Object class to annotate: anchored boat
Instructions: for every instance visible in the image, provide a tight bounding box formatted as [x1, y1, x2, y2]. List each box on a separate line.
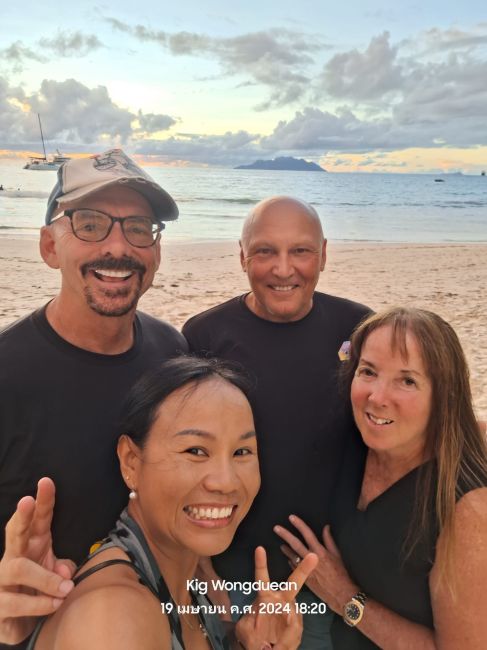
[24, 114, 70, 170]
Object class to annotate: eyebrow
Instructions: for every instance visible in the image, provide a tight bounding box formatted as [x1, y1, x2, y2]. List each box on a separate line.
[359, 358, 423, 376]
[175, 429, 256, 440]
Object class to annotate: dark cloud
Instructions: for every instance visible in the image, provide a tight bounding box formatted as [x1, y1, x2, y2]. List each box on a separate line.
[260, 107, 401, 152]
[132, 131, 263, 166]
[136, 110, 178, 134]
[106, 18, 324, 108]
[38, 31, 103, 57]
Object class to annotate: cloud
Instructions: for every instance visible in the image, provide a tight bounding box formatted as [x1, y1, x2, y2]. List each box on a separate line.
[132, 131, 263, 166]
[38, 31, 103, 57]
[0, 32, 102, 72]
[420, 25, 487, 52]
[319, 32, 405, 101]
[106, 18, 324, 108]
[261, 107, 399, 152]
[0, 41, 46, 72]
[0, 76, 177, 146]
[136, 110, 178, 134]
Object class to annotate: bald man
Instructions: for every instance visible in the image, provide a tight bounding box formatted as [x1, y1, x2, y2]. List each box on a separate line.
[183, 196, 370, 649]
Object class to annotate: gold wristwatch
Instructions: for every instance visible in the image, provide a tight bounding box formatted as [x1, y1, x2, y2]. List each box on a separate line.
[343, 591, 367, 627]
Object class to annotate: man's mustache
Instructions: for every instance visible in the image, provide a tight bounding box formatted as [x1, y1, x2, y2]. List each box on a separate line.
[81, 256, 146, 276]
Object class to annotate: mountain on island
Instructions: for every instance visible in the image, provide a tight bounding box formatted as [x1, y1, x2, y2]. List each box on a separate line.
[235, 156, 326, 172]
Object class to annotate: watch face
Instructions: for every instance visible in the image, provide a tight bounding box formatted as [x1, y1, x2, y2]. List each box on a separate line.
[345, 602, 361, 621]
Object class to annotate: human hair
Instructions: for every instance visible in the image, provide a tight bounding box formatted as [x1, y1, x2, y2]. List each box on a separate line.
[240, 196, 324, 251]
[120, 356, 253, 448]
[343, 307, 487, 591]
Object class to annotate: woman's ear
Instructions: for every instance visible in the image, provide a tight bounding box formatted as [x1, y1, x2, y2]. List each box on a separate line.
[118, 434, 142, 489]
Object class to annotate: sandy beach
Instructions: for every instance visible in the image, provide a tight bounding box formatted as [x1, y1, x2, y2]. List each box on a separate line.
[0, 237, 485, 420]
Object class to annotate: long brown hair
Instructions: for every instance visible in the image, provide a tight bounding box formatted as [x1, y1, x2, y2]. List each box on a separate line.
[344, 307, 487, 591]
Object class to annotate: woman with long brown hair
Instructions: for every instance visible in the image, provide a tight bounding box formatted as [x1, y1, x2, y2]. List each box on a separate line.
[276, 307, 487, 649]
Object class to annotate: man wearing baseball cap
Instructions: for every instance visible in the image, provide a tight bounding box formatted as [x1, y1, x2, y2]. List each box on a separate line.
[0, 150, 186, 647]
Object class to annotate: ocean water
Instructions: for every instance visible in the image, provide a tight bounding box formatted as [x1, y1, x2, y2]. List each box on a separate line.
[0, 161, 486, 243]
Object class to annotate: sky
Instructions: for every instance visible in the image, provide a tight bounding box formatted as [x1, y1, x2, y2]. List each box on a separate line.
[1, 1, 487, 173]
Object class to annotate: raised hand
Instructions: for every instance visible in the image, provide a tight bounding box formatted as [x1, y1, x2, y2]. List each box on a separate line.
[274, 515, 357, 614]
[0, 478, 75, 644]
[235, 545, 318, 650]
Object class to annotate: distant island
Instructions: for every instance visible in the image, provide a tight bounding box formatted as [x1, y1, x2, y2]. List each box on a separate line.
[235, 156, 326, 172]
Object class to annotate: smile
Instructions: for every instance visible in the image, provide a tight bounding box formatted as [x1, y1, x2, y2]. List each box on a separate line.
[270, 285, 298, 292]
[183, 505, 236, 521]
[92, 269, 134, 281]
[367, 412, 394, 425]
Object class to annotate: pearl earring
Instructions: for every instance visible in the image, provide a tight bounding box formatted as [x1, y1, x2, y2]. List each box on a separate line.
[126, 476, 137, 500]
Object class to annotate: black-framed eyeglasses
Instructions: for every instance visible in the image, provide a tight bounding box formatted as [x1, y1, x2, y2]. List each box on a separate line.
[52, 209, 164, 248]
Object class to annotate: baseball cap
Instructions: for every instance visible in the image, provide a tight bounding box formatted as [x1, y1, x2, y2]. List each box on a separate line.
[45, 149, 178, 224]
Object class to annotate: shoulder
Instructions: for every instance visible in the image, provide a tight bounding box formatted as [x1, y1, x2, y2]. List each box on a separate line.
[136, 310, 187, 352]
[430, 488, 487, 645]
[312, 292, 371, 331]
[0, 309, 38, 341]
[454, 486, 487, 533]
[313, 292, 371, 317]
[183, 295, 244, 334]
[53, 583, 170, 650]
[39, 554, 170, 650]
[432, 487, 487, 585]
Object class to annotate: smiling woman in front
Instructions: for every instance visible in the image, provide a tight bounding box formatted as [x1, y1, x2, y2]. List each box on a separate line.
[30, 357, 316, 650]
[276, 307, 487, 649]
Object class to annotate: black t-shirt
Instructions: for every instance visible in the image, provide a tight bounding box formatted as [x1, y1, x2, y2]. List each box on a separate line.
[183, 292, 370, 581]
[0, 306, 187, 562]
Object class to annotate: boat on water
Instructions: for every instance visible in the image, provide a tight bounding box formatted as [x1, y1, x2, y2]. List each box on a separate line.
[23, 115, 70, 170]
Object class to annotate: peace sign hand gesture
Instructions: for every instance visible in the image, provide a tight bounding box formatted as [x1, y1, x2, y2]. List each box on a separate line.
[0, 478, 75, 644]
[235, 545, 318, 650]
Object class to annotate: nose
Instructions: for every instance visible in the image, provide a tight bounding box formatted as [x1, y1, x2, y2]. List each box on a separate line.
[99, 220, 133, 257]
[202, 459, 240, 494]
[367, 379, 390, 408]
[272, 251, 293, 278]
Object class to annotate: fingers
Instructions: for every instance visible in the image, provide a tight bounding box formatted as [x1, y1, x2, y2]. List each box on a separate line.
[0, 590, 65, 618]
[54, 558, 76, 580]
[285, 553, 318, 597]
[273, 525, 310, 560]
[4, 497, 36, 558]
[0, 557, 74, 598]
[254, 546, 270, 585]
[322, 525, 341, 558]
[29, 477, 56, 538]
[273, 611, 303, 650]
[4, 477, 55, 558]
[287, 515, 321, 550]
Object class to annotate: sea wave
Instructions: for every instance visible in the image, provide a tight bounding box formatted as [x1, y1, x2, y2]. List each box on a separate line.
[0, 190, 50, 198]
[177, 197, 256, 204]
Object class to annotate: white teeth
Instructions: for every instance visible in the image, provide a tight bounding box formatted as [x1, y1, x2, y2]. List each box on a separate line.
[368, 413, 393, 425]
[185, 506, 233, 520]
[95, 269, 133, 279]
[272, 285, 295, 292]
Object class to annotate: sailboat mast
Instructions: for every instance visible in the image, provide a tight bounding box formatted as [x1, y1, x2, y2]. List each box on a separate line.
[37, 113, 47, 160]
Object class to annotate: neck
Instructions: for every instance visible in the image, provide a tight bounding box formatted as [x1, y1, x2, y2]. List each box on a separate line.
[367, 445, 428, 483]
[46, 294, 136, 354]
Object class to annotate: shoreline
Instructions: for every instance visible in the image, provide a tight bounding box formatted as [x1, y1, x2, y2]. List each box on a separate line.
[0, 237, 485, 419]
